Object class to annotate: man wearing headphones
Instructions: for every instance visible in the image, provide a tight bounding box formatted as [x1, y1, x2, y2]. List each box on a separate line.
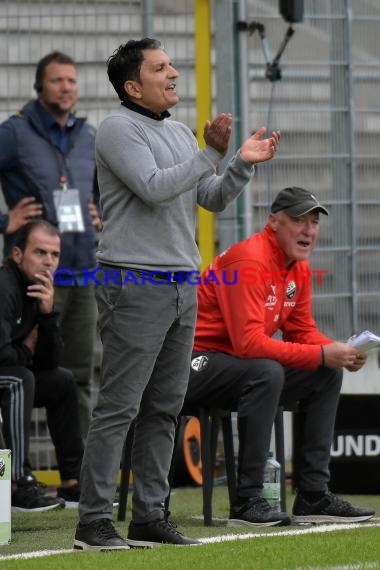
[0, 52, 99, 445]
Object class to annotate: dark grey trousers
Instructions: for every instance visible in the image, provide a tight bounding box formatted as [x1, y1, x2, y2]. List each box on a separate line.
[79, 269, 197, 524]
[54, 285, 97, 440]
[185, 352, 343, 497]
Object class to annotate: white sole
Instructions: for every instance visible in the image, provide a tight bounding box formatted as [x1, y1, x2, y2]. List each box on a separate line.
[11, 503, 64, 513]
[292, 514, 375, 524]
[125, 539, 159, 548]
[126, 538, 198, 548]
[227, 518, 289, 528]
[73, 540, 130, 551]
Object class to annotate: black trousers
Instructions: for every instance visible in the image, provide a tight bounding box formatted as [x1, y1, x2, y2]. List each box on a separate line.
[185, 352, 343, 497]
[0, 365, 84, 482]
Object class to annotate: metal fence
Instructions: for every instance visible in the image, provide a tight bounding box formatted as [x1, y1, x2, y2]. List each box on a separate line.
[240, 0, 380, 340]
[1, 0, 379, 468]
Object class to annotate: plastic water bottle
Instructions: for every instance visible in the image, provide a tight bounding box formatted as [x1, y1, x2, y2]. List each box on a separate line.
[262, 451, 281, 511]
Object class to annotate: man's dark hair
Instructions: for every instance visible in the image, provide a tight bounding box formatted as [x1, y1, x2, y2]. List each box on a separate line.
[13, 220, 60, 252]
[34, 51, 76, 93]
[107, 38, 162, 102]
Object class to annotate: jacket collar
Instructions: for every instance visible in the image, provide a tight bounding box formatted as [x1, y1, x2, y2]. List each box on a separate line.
[263, 224, 297, 271]
[34, 100, 76, 131]
[17, 99, 85, 139]
[4, 258, 32, 289]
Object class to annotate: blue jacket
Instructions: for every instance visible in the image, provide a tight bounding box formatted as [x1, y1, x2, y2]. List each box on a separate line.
[0, 100, 97, 271]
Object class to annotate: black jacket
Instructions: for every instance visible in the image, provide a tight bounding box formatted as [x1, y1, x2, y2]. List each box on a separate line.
[0, 260, 63, 370]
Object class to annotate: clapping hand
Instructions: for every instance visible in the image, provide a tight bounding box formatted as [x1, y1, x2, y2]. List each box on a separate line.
[240, 127, 281, 164]
[203, 113, 233, 156]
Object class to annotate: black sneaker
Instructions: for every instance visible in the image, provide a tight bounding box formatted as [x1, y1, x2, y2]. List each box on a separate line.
[12, 481, 65, 513]
[74, 519, 130, 551]
[18, 474, 62, 501]
[292, 491, 375, 523]
[228, 496, 291, 527]
[127, 518, 200, 548]
[16, 474, 47, 495]
[57, 484, 80, 508]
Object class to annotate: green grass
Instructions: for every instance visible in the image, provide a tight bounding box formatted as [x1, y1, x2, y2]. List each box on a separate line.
[1, 485, 380, 569]
[3, 530, 380, 570]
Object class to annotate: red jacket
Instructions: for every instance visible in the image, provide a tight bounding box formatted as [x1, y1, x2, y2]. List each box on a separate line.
[194, 224, 332, 370]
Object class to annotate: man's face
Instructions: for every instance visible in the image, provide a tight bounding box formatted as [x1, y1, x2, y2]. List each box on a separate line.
[38, 61, 78, 117]
[125, 48, 179, 114]
[269, 210, 320, 266]
[12, 228, 61, 283]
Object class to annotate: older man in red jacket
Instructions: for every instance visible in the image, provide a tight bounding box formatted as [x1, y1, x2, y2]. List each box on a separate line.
[185, 186, 375, 526]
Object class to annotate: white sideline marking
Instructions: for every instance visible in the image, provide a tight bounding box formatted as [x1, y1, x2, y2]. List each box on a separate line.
[294, 564, 379, 570]
[192, 515, 380, 523]
[198, 521, 380, 543]
[0, 549, 74, 561]
[1, 522, 380, 561]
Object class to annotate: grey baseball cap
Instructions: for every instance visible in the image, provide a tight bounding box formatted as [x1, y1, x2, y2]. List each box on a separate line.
[271, 186, 329, 216]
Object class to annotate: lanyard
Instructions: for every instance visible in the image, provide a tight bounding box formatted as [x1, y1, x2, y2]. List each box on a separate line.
[60, 175, 69, 192]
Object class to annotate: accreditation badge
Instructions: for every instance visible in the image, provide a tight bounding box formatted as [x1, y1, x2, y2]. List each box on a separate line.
[53, 188, 85, 233]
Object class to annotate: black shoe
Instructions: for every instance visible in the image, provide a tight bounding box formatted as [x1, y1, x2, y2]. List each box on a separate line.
[17, 473, 38, 485]
[16, 474, 47, 494]
[18, 474, 63, 501]
[127, 518, 200, 548]
[12, 481, 65, 513]
[57, 484, 80, 508]
[228, 496, 291, 527]
[74, 519, 130, 551]
[292, 491, 375, 523]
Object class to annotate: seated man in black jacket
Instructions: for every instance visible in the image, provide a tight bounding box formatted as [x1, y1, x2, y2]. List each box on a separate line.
[0, 220, 84, 511]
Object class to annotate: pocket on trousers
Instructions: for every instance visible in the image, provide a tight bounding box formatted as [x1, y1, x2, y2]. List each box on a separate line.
[95, 269, 123, 312]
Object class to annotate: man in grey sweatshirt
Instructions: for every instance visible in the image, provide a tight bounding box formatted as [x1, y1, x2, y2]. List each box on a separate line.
[74, 37, 280, 550]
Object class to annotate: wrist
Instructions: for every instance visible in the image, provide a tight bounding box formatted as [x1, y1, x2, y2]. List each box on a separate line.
[38, 306, 54, 316]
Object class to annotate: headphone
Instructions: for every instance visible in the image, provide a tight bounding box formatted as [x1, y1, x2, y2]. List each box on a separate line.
[34, 58, 45, 93]
[33, 79, 42, 93]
